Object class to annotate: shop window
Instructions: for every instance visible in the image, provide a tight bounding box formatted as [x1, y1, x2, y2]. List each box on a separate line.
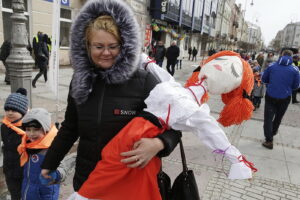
[60, 8, 72, 47]
[2, 0, 29, 41]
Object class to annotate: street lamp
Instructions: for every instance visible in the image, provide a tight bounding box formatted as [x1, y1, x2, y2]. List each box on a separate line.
[6, 0, 34, 107]
[250, 0, 254, 6]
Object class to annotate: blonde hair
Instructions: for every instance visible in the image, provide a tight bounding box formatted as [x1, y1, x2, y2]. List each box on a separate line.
[85, 15, 121, 45]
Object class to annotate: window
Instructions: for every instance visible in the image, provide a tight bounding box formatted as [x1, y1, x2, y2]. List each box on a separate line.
[60, 8, 72, 47]
[2, 0, 29, 41]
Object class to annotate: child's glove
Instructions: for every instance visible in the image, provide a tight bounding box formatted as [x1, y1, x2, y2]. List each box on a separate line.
[39, 170, 61, 185]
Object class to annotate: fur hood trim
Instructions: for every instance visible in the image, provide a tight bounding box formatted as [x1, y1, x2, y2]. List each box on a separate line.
[70, 0, 141, 104]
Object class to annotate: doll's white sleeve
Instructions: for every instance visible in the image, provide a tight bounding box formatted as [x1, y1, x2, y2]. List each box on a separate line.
[145, 83, 253, 179]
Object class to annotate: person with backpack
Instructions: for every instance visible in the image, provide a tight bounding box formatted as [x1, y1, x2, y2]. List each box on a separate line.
[0, 39, 12, 85]
[32, 34, 49, 88]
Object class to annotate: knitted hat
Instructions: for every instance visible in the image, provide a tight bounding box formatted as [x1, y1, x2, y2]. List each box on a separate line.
[22, 108, 51, 133]
[185, 51, 254, 127]
[4, 88, 29, 116]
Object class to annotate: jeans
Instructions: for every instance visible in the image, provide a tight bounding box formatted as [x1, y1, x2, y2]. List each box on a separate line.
[176, 60, 182, 69]
[263, 94, 291, 142]
[156, 60, 163, 67]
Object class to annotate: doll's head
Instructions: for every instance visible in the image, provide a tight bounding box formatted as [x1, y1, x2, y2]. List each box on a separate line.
[186, 51, 254, 127]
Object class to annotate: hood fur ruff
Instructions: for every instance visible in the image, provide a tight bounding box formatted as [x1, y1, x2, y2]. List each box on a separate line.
[70, 0, 141, 104]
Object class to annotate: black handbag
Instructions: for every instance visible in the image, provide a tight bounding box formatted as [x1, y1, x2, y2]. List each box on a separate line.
[171, 139, 200, 200]
[157, 169, 172, 200]
[157, 139, 200, 200]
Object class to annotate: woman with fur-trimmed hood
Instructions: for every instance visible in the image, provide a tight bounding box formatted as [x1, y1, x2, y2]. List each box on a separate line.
[40, 0, 181, 197]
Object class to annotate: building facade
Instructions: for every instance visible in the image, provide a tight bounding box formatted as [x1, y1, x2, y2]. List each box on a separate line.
[0, 0, 263, 67]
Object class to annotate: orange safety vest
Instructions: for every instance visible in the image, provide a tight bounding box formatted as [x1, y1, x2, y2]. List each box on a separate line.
[78, 116, 165, 200]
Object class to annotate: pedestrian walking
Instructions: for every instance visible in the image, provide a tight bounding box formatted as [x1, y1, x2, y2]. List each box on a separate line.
[1, 88, 28, 200]
[32, 34, 49, 88]
[188, 46, 192, 60]
[40, 1, 180, 199]
[0, 39, 12, 85]
[262, 50, 300, 149]
[166, 40, 180, 76]
[153, 40, 166, 67]
[176, 47, 183, 70]
[192, 47, 198, 61]
[32, 31, 43, 68]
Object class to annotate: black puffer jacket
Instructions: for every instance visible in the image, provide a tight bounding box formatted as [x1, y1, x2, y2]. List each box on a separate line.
[1, 123, 23, 178]
[42, 70, 181, 190]
[42, 0, 181, 191]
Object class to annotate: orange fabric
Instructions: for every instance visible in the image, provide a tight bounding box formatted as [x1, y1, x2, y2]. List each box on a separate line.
[78, 117, 165, 200]
[17, 126, 57, 166]
[2, 117, 27, 157]
[184, 51, 254, 127]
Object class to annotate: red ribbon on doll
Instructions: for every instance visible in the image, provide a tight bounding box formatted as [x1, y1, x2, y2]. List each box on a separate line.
[238, 155, 258, 173]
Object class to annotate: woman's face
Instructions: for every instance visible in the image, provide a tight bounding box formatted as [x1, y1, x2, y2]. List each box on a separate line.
[89, 29, 121, 69]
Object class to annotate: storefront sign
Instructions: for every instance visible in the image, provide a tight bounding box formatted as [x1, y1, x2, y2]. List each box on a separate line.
[45, 0, 69, 6]
[161, 0, 168, 14]
[144, 24, 152, 47]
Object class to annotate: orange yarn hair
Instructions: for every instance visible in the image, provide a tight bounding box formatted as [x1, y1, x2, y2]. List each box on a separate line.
[185, 51, 254, 127]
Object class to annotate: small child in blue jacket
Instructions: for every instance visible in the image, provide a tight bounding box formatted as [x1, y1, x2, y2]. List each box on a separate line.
[20, 108, 66, 200]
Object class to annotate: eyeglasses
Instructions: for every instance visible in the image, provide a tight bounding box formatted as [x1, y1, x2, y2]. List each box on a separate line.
[89, 44, 121, 53]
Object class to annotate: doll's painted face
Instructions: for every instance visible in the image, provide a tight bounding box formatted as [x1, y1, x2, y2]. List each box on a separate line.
[199, 56, 243, 94]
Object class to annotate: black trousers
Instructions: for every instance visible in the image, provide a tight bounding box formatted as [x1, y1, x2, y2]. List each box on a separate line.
[263, 94, 291, 142]
[3, 60, 9, 82]
[192, 55, 197, 61]
[166, 60, 176, 76]
[32, 65, 47, 86]
[292, 90, 298, 102]
[4, 175, 22, 200]
[176, 60, 182, 69]
[252, 96, 262, 108]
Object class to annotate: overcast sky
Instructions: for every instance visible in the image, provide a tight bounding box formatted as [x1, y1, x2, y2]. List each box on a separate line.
[235, 0, 300, 46]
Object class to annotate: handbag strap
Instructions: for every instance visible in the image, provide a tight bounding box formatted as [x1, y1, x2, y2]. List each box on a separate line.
[179, 139, 188, 172]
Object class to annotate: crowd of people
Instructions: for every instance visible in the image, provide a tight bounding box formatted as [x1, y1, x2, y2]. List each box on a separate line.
[239, 49, 300, 149]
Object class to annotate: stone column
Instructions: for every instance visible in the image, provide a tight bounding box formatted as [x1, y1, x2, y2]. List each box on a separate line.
[6, 0, 34, 107]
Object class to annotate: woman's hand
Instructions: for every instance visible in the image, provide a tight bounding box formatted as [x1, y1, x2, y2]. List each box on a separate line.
[120, 138, 164, 168]
[41, 169, 52, 179]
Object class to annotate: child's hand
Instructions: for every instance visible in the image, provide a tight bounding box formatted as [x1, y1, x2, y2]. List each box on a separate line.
[39, 170, 60, 185]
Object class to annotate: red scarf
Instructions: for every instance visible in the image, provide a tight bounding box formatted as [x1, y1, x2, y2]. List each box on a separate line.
[17, 126, 57, 166]
[78, 117, 165, 200]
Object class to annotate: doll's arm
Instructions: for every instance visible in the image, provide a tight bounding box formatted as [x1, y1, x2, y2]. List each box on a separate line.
[172, 104, 255, 179]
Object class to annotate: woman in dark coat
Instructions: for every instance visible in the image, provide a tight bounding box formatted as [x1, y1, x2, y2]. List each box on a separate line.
[40, 0, 181, 198]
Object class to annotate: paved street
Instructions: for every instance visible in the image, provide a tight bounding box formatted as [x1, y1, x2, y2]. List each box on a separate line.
[1, 57, 300, 200]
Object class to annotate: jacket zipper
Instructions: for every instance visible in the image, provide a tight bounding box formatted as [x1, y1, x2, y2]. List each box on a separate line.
[23, 155, 31, 200]
[97, 81, 106, 129]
